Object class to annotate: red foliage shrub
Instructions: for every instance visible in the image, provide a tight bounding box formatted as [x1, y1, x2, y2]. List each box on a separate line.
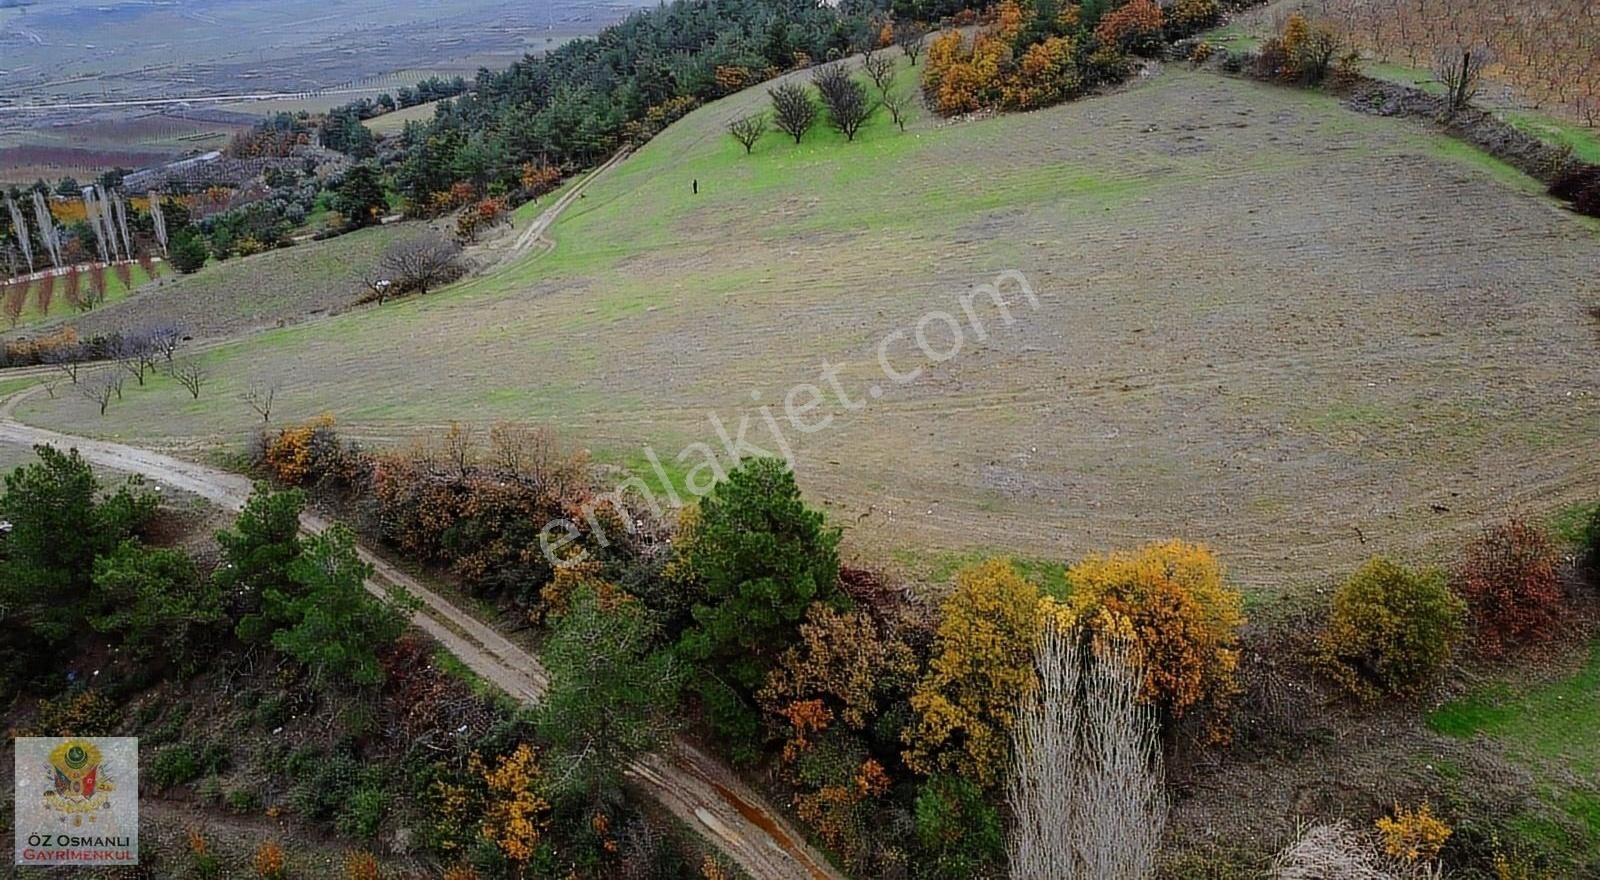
[112, 261, 133, 290]
[1454, 518, 1564, 658]
[35, 273, 54, 316]
[62, 269, 82, 310]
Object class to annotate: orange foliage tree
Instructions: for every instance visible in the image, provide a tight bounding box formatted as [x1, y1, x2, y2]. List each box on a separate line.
[477, 744, 551, 866]
[1055, 540, 1245, 734]
[1454, 518, 1564, 658]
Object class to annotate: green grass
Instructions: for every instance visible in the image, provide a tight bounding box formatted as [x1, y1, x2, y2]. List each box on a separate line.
[1430, 641, 1600, 861]
[1503, 112, 1600, 164]
[1428, 641, 1600, 773]
[1549, 501, 1599, 548]
[892, 547, 1071, 599]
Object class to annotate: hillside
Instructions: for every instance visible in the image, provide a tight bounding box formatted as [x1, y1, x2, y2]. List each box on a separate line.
[14, 61, 1600, 588]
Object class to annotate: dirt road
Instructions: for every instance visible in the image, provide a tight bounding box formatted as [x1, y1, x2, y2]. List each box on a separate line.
[0, 412, 843, 880]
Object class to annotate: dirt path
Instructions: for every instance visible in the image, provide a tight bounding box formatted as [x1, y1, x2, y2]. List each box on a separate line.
[0, 411, 843, 880]
[484, 149, 630, 274]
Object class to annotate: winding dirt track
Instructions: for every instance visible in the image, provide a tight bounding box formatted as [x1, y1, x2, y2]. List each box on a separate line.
[0, 411, 842, 880]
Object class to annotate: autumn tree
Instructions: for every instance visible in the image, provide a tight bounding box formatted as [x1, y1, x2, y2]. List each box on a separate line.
[2, 280, 25, 328]
[769, 82, 819, 144]
[727, 112, 769, 154]
[1094, 0, 1164, 56]
[1454, 518, 1563, 658]
[1320, 557, 1466, 698]
[904, 559, 1042, 788]
[1055, 541, 1245, 735]
[675, 457, 844, 751]
[538, 585, 683, 804]
[814, 64, 877, 142]
[478, 744, 550, 867]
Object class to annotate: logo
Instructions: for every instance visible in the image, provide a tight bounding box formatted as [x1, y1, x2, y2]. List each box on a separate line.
[14, 737, 139, 866]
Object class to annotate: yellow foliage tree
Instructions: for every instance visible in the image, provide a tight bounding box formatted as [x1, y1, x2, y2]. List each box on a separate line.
[903, 559, 1042, 788]
[477, 744, 550, 865]
[1058, 541, 1244, 729]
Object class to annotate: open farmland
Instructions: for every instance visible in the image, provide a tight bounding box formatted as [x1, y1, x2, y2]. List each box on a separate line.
[20, 223, 423, 342]
[16, 66, 1600, 588]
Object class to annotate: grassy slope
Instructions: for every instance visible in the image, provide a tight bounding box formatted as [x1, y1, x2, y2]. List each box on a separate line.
[13, 62, 1600, 584]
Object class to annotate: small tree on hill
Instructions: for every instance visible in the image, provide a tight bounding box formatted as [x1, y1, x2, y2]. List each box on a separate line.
[268, 523, 414, 688]
[895, 21, 929, 65]
[221, 485, 306, 642]
[863, 52, 897, 91]
[168, 229, 209, 274]
[335, 161, 388, 229]
[1433, 46, 1493, 113]
[91, 541, 224, 670]
[769, 82, 819, 144]
[675, 457, 844, 751]
[727, 112, 769, 154]
[370, 232, 464, 299]
[883, 87, 914, 131]
[814, 64, 876, 142]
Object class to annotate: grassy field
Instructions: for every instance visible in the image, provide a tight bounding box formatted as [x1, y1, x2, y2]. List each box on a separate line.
[13, 62, 1600, 587]
[365, 99, 447, 135]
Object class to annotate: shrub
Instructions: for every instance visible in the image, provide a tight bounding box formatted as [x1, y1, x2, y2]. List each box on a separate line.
[252, 840, 285, 879]
[913, 774, 1004, 880]
[1454, 518, 1563, 657]
[478, 744, 550, 866]
[1057, 541, 1245, 734]
[226, 786, 261, 814]
[343, 851, 381, 880]
[904, 559, 1041, 788]
[1320, 558, 1467, 697]
[1375, 801, 1451, 864]
[259, 414, 352, 486]
[150, 744, 202, 790]
[1095, 0, 1164, 55]
[1167, 0, 1220, 38]
[337, 779, 387, 838]
[32, 689, 120, 736]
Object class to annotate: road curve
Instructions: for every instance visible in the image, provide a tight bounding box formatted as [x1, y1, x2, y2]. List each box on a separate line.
[0, 413, 844, 880]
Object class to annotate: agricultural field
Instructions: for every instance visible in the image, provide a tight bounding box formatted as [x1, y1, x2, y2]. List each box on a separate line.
[17, 63, 1599, 590]
[1, 262, 163, 331]
[0, 0, 643, 180]
[23, 223, 424, 342]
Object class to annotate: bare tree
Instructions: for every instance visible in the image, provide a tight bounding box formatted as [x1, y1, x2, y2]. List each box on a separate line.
[371, 232, 465, 300]
[727, 112, 769, 154]
[1007, 627, 1165, 880]
[883, 87, 914, 132]
[769, 82, 819, 144]
[81, 374, 120, 415]
[863, 52, 897, 92]
[114, 333, 159, 387]
[147, 323, 186, 364]
[244, 383, 277, 423]
[47, 350, 82, 385]
[172, 359, 208, 399]
[895, 21, 929, 65]
[2, 281, 25, 329]
[1433, 46, 1492, 112]
[814, 64, 877, 142]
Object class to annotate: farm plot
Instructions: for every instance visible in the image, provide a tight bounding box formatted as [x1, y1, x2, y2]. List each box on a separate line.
[35, 223, 422, 342]
[17, 68, 1600, 588]
[1, 263, 162, 332]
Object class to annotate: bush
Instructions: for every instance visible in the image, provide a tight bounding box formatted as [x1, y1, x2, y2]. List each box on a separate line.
[337, 779, 387, 838]
[1375, 801, 1452, 864]
[1094, 0, 1164, 56]
[1320, 558, 1467, 697]
[150, 744, 202, 790]
[1454, 518, 1563, 658]
[1058, 540, 1245, 734]
[913, 775, 1004, 880]
[1549, 164, 1600, 218]
[258, 414, 364, 488]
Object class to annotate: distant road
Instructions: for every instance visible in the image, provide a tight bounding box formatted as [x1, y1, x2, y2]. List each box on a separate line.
[0, 87, 393, 114]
